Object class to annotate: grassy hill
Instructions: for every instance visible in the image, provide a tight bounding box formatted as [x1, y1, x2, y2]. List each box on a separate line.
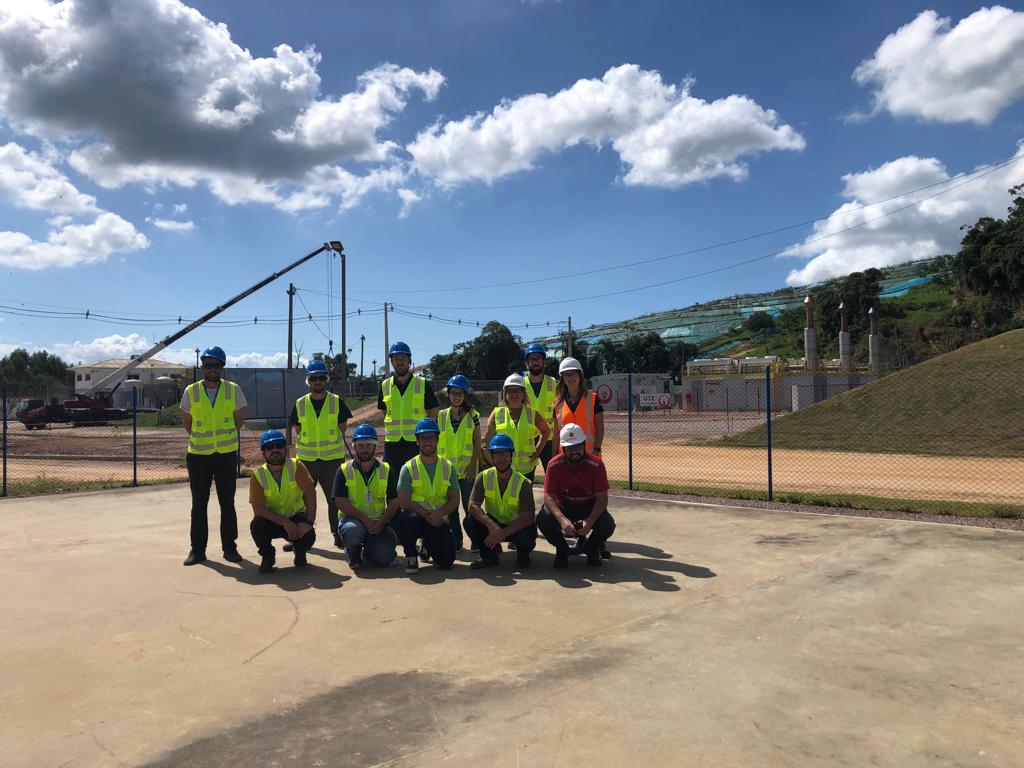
[725, 329, 1024, 458]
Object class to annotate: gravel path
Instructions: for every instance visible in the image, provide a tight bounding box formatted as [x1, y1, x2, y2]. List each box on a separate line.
[609, 488, 1024, 531]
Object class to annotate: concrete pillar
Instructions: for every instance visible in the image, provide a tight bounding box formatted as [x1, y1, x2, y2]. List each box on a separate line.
[838, 301, 851, 372]
[868, 306, 881, 374]
[803, 296, 818, 371]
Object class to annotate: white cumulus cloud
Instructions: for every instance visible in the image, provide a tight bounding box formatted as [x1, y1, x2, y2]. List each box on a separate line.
[408, 64, 804, 188]
[854, 6, 1024, 125]
[147, 218, 195, 232]
[785, 143, 1024, 286]
[50, 333, 288, 368]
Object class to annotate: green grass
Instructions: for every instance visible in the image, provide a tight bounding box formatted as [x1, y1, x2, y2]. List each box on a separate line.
[2, 476, 186, 498]
[723, 329, 1024, 457]
[609, 480, 1024, 518]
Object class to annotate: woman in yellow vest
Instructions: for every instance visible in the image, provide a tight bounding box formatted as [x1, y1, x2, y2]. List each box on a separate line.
[436, 374, 480, 550]
[482, 374, 550, 483]
[248, 430, 317, 574]
[554, 357, 604, 460]
[465, 435, 536, 569]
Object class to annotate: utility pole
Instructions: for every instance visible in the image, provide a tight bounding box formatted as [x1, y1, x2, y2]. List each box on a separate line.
[372, 359, 378, 378]
[384, 301, 391, 377]
[567, 315, 573, 358]
[340, 248, 347, 387]
[360, 334, 365, 379]
[286, 283, 295, 369]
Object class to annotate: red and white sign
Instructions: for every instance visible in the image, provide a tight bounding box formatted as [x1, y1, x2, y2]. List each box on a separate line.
[657, 394, 672, 409]
[596, 384, 613, 404]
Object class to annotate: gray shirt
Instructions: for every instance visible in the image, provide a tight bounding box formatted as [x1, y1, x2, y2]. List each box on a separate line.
[180, 380, 248, 413]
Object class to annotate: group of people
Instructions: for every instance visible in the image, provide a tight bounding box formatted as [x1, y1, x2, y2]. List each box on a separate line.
[181, 341, 616, 576]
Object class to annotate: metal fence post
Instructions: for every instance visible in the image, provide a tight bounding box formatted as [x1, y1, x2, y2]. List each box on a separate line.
[2, 387, 7, 497]
[132, 385, 138, 487]
[627, 373, 634, 491]
[765, 366, 773, 501]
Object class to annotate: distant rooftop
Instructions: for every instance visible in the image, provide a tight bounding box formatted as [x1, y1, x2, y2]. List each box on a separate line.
[72, 358, 188, 370]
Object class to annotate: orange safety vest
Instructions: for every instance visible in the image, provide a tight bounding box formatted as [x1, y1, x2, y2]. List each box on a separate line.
[557, 391, 599, 456]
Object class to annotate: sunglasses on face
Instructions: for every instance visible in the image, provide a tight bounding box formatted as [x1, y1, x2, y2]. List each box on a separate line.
[202, 363, 224, 370]
[308, 376, 328, 383]
[264, 442, 286, 451]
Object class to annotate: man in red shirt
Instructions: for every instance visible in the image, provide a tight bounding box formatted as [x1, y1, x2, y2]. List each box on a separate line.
[538, 424, 616, 568]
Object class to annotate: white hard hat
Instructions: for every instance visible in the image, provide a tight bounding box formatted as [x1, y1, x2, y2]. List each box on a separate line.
[559, 424, 587, 447]
[503, 373, 526, 391]
[558, 357, 583, 375]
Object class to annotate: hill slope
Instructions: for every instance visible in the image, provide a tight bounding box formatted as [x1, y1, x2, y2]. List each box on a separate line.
[725, 329, 1024, 457]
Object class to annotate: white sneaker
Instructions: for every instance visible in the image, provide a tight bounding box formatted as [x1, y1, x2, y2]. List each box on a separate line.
[404, 555, 419, 575]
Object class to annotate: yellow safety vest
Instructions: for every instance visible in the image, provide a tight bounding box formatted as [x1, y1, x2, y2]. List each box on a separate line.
[481, 466, 529, 525]
[525, 374, 556, 439]
[186, 380, 239, 455]
[254, 459, 305, 517]
[494, 405, 538, 474]
[342, 460, 391, 521]
[437, 407, 478, 479]
[381, 376, 426, 442]
[295, 393, 346, 461]
[408, 455, 453, 509]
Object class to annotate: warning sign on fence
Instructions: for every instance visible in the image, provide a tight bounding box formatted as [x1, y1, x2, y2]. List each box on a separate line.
[596, 384, 613, 404]
[658, 394, 672, 409]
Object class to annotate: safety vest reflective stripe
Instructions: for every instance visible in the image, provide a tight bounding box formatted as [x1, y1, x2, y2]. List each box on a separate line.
[481, 467, 528, 524]
[382, 377, 426, 442]
[342, 460, 390, 520]
[295, 393, 345, 460]
[255, 459, 305, 517]
[494, 406, 537, 474]
[187, 380, 239, 455]
[558, 392, 597, 453]
[409, 456, 452, 508]
[437, 407, 477, 478]
[525, 374, 556, 436]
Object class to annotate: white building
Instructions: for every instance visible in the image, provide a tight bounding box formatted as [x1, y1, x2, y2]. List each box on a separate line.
[72, 358, 190, 394]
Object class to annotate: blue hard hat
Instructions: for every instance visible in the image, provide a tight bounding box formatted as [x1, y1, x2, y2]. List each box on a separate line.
[446, 374, 470, 392]
[488, 434, 515, 453]
[524, 343, 546, 358]
[260, 429, 287, 449]
[414, 417, 440, 435]
[352, 423, 378, 442]
[305, 359, 328, 377]
[389, 341, 412, 357]
[200, 346, 227, 364]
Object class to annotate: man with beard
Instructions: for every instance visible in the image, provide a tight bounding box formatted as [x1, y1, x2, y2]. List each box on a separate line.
[465, 435, 536, 569]
[537, 425, 615, 568]
[395, 418, 460, 575]
[180, 345, 247, 566]
[377, 341, 438, 473]
[523, 343, 557, 471]
[249, 430, 317, 574]
[291, 359, 352, 549]
[333, 424, 399, 570]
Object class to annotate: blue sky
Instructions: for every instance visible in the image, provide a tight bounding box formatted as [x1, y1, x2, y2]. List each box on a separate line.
[1, 0, 1023, 370]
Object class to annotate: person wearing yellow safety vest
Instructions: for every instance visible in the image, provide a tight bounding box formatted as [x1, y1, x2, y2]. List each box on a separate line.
[180, 346, 247, 567]
[290, 359, 353, 550]
[395, 418, 460, 575]
[523, 342, 557, 471]
[554, 357, 604, 459]
[482, 374, 550, 484]
[377, 341, 439, 473]
[465, 434, 536, 570]
[333, 424, 399, 570]
[249, 430, 317, 574]
[436, 374, 480, 551]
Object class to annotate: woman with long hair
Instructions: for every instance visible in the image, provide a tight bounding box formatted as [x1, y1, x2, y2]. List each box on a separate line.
[554, 357, 604, 459]
[482, 373, 550, 484]
[437, 374, 480, 550]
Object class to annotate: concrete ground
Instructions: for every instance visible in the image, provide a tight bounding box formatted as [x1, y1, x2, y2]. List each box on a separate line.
[1, 484, 1022, 767]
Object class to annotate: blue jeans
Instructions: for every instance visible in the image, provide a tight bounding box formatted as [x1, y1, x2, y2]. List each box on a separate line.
[339, 516, 397, 567]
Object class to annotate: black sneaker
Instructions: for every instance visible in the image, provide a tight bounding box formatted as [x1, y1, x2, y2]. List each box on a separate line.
[223, 548, 242, 563]
[293, 549, 307, 568]
[418, 546, 432, 563]
[283, 543, 294, 552]
[471, 556, 499, 570]
[259, 554, 276, 574]
[404, 555, 419, 575]
[183, 549, 206, 566]
[333, 532, 344, 550]
[349, 551, 364, 571]
[553, 550, 569, 569]
[601, 547, 612, 560]
[516, 553, 531, 568]
[585, 538, 602, 567]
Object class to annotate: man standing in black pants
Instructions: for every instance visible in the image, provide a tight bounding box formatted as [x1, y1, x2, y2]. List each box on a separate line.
[537, 424, 615, 568]
[377, 341, 438, 473]
[180, 346, 246, 566]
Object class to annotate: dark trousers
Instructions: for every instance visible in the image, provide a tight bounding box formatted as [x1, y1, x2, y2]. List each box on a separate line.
[448, 477, 473, 550]
[187, 451, 238, 553]
[250, 512, 316, 557]
[537, 503, 615, 555]
[463, 515, 537, 560]
[299, 458, 343, 534]
[539, 440, 553, 470]
[395, 509, 456, 569]
[383, 440, 419, 473]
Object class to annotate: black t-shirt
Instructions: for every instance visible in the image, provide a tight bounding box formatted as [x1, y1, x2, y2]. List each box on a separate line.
[290, 394, 354, 427]
[530, 379, 544, 397]
[376, 376, 439, 412]
[331, 458, 399, 500]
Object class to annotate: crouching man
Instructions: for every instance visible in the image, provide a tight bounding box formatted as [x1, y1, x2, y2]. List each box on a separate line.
[395, 418, 460, 575]
[250, 429, 317, 574]
[465, 435, 536, 569]
[333, 424, 399, 570]
[537, 424, 615, 568]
